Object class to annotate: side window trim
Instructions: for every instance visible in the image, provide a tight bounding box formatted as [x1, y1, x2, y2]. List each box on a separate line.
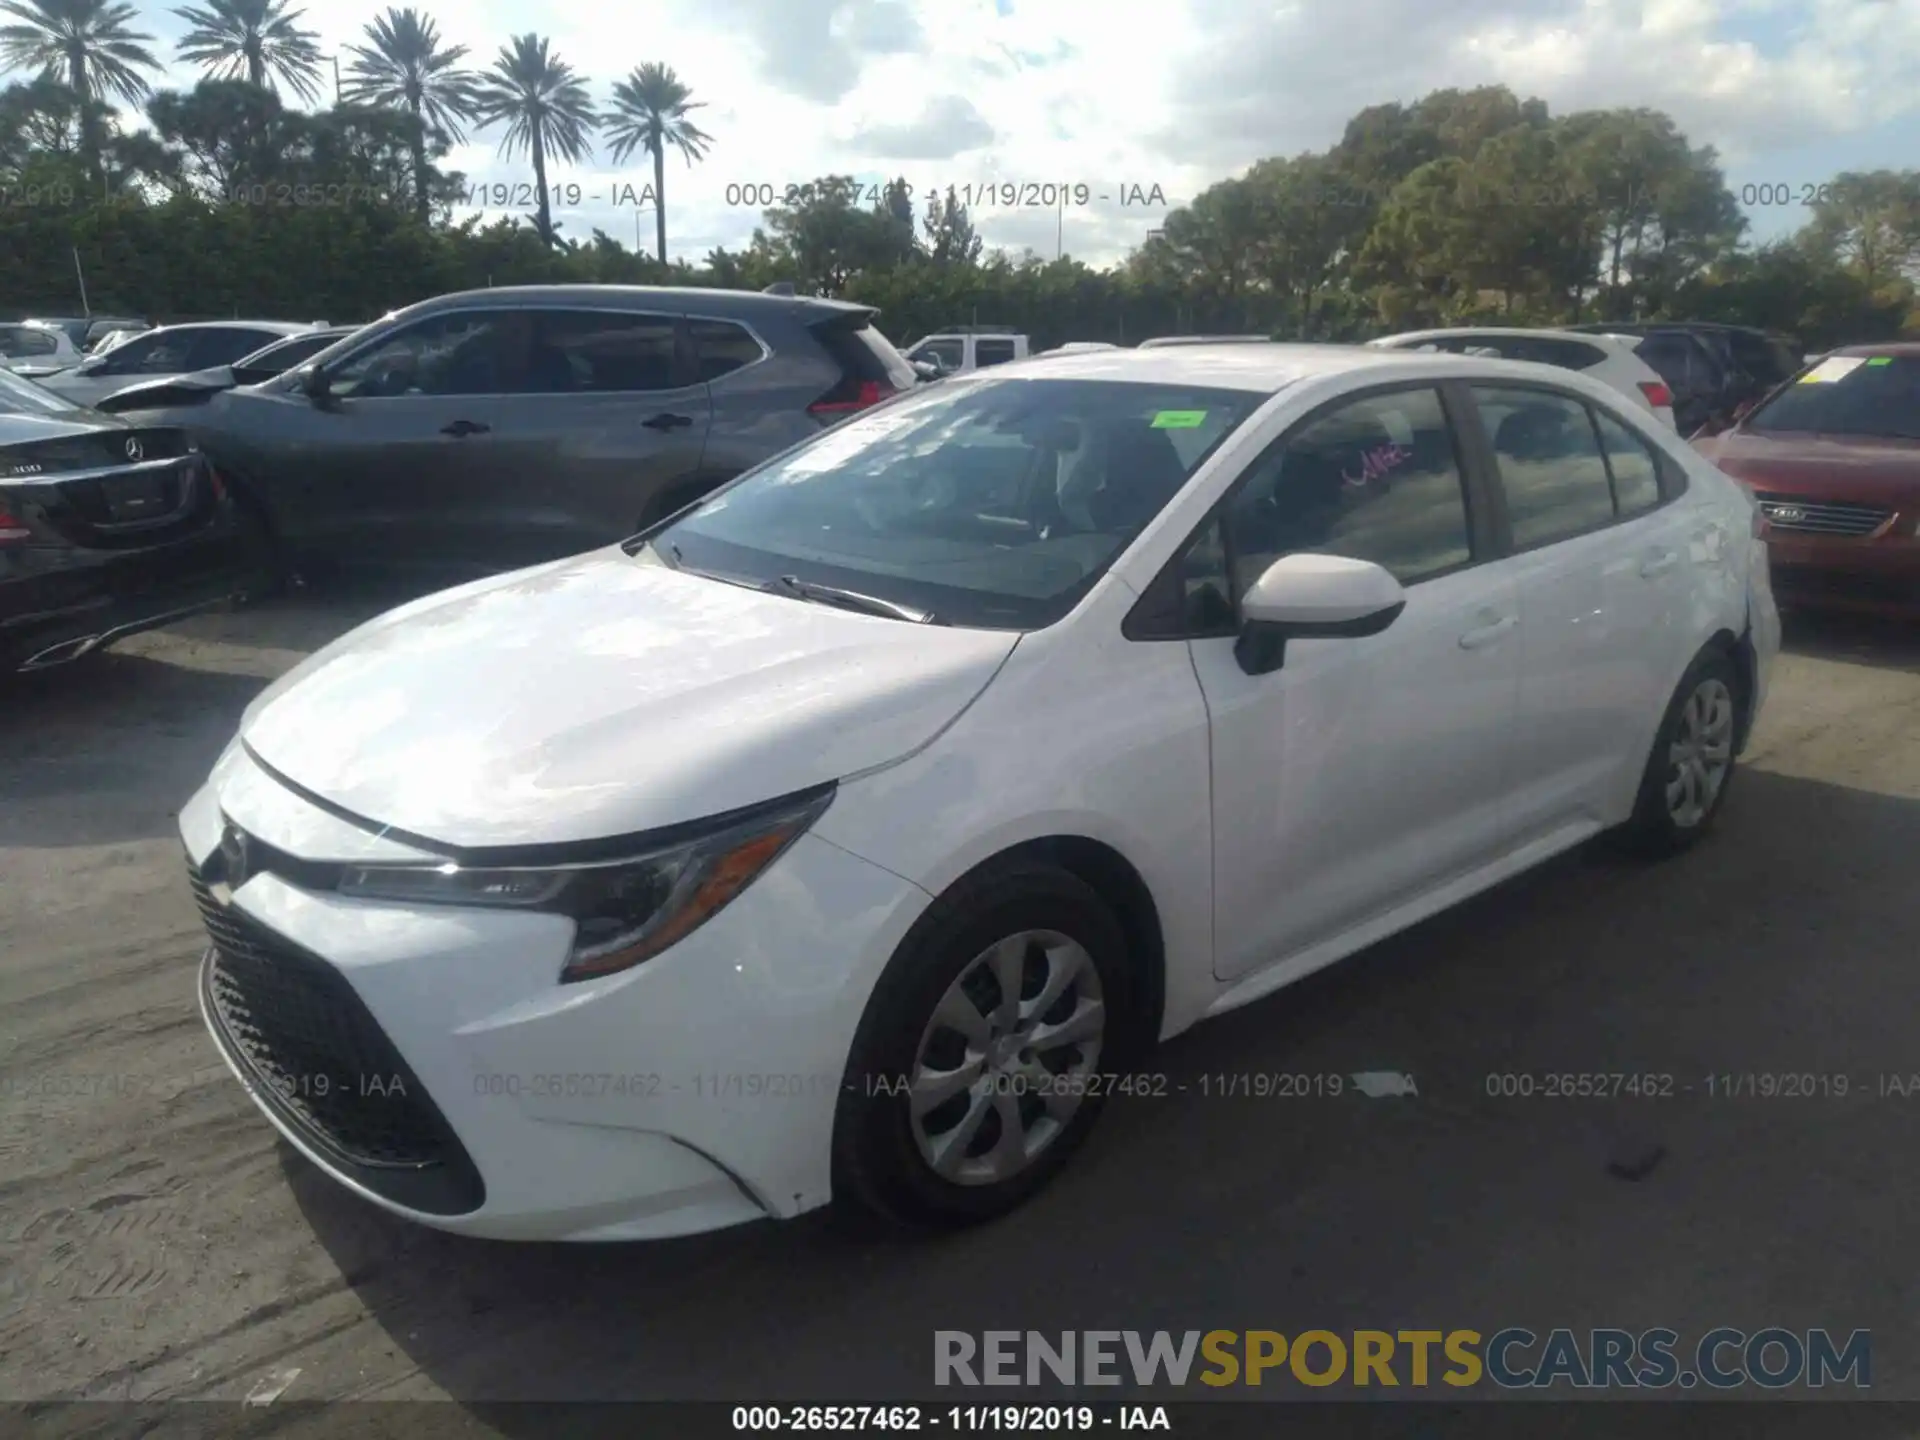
[1123, 379, 1484, 642]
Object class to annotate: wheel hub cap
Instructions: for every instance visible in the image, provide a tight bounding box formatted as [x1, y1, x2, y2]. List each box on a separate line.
[906, 929, 1107, 1188]
[1665, 676, 1734, 828]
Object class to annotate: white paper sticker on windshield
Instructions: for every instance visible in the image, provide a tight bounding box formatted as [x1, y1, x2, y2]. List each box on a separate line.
[781, 413, 921, 472]
[1799, 356, 1866, 384]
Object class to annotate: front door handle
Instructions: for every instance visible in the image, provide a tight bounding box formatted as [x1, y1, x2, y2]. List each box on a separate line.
[643, 412, 694, 432]
[1458, 614, 1517, 650]
[1640, 548, 1680, 578]
[441, 419, 490, 437]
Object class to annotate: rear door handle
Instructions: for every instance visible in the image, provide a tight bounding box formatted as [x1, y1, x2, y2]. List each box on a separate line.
[643, 412, 694, 432]
[441, 419, 489, 437]
[1458, 614, 1517, 650]
[1640, 548, 1680, 578]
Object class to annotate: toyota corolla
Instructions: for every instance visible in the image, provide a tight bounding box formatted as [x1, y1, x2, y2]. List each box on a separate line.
[180, 345, 1777, 1241]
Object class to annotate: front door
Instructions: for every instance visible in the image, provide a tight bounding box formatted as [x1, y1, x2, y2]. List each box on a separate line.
[1189, 384, 1525, 982]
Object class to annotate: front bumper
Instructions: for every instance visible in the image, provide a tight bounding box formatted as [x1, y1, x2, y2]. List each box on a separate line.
[1, 522, 253, 672]
[180, 746, 932, 1241]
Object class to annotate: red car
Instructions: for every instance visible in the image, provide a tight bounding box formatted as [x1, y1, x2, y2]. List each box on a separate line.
[1693, 343, 1920, 616]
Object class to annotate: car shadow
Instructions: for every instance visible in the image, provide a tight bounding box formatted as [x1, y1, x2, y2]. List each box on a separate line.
[1777, 607, 1920, 673]
[284, 765, 1920, 1408]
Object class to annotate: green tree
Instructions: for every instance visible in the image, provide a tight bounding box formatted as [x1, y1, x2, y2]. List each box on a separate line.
[471, 32, 595, 248]
[920, 184, 982, 264]
[172, 0, 325, 104]
[757, 176, 914, 295]
[341, 7, 478, 222]
[0, 0, 159, 176]
[602, 61, 711, 265]
[1800, 170, 1920, 290]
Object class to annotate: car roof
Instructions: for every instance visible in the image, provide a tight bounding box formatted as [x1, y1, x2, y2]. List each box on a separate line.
[406, 284, 874, 321]
[976, 342, 1474, 391]
[145, 319, 315, 333]
[1373, 326, 1633, 349]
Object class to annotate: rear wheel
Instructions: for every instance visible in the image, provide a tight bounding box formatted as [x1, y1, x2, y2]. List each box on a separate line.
[1617, 648, 1741, 857]
[832, 864, 1133, 1231]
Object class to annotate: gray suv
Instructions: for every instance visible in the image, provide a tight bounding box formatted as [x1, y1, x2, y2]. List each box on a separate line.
[184, 285, 917, 579]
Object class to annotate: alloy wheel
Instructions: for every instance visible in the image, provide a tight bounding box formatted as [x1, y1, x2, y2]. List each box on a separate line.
[1665, 676, 1734, 828]
[907, 929, 1106, 1187]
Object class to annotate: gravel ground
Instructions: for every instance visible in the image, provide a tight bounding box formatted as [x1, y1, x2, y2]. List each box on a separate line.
[2, 590, 1918, 1420]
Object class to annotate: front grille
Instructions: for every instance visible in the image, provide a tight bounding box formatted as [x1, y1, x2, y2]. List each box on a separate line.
[190, 859, 484, 1214]
[1756, 493, 1894, 537]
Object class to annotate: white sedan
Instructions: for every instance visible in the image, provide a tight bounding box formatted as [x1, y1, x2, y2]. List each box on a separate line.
[1367, 327, 1678, 429]
[179, 344, 1778, 1241]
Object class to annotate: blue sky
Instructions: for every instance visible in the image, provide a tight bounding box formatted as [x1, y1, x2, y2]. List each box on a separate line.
[49, 0, 1920, 264]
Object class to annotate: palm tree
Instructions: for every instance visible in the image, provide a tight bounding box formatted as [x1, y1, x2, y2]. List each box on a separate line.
[342, 7, 477, 222]
[603, 62, 711, 266]
[172, 0, 325, 105]
[0, 0, 159, 173]
[471, 32, 594, 248]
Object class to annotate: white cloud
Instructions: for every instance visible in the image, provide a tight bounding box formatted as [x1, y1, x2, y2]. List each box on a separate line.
[73, 0, 1920, 266]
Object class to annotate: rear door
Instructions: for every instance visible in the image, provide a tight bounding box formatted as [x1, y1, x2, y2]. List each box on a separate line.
[1462, 383, 1695, 840]
[1635, 332, 1719, 434]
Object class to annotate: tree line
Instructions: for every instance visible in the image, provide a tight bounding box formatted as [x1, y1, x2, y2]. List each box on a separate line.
[1, 1, 1916, 349]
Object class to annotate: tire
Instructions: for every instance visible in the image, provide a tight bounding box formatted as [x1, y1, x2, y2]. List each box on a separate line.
[1615, 647, 1742, 859]
[831, 863, 1135, 1232]
[222, 477, 290, 602]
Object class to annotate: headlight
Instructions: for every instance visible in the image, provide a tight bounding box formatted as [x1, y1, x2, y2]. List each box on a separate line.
[337, 785, 834, 983]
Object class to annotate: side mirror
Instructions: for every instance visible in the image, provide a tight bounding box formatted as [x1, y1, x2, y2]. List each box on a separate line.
[300, 364, 334, 405]
[1234, 554, 1407, 676]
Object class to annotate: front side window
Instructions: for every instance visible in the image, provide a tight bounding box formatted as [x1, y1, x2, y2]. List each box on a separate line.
[651, 377, 1263, 630]
[95, 332, 162, 374]
[1474, 386, 1616, 549]
[911, 338, 965, 370]
[1220, 386, 1474, 597]
[326, 311, 524, 398]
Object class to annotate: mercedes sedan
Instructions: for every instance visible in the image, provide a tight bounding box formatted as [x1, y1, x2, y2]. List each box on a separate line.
[180, 344, 1778, 1241]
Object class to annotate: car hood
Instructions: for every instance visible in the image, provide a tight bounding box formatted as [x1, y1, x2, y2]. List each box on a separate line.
[0, 409, 127, 446]
[1695, 428, 1920, 502]
[240, 547, 1020, 849]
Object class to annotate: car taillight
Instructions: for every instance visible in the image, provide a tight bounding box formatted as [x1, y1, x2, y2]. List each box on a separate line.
[807, 380, 895, 419]
[1639, 380, 1674, 409]
[0, 507, 30, 543]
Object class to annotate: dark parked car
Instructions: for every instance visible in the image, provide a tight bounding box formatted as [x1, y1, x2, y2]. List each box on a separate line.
[1565, 322, 1803, 436]
[0, 368, 254, 674]
[186, 285, 918, 578]
[1693, 344, 1920, 616]
[97, 326, 358, 419]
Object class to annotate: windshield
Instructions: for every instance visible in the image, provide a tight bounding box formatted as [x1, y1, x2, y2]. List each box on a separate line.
[0, 366, 84, 417]
[1744, 354, 1920, 440]
[649, 376, 1262, 630]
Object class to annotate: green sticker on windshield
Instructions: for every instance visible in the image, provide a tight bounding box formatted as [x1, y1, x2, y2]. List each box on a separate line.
[1866, 356, 1893, 366]
[1151, 410, 1208, 429]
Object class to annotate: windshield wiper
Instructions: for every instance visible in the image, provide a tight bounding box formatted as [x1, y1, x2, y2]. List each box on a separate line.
[769, 574, 936, 624]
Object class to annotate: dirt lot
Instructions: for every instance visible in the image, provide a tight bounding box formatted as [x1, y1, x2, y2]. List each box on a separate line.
[2, 590, 1918, 1415]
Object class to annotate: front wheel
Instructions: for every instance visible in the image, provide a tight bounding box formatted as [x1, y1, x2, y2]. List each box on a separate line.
[1616, 649, 1742, 858]
[831, 864, 1134, 1231]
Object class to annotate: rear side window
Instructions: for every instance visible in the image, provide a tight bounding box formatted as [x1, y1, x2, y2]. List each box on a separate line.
[687, 319, 764, 382]
[975, 338, 1018, 368]
[1635, 333, 1710, 394]
[0, 326, 58, 357]
[1473, 386, 1615, 549]
[1593, 410, 1662, 517]
[197, 329, 286, 367]
[532, 310, 678, 392]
